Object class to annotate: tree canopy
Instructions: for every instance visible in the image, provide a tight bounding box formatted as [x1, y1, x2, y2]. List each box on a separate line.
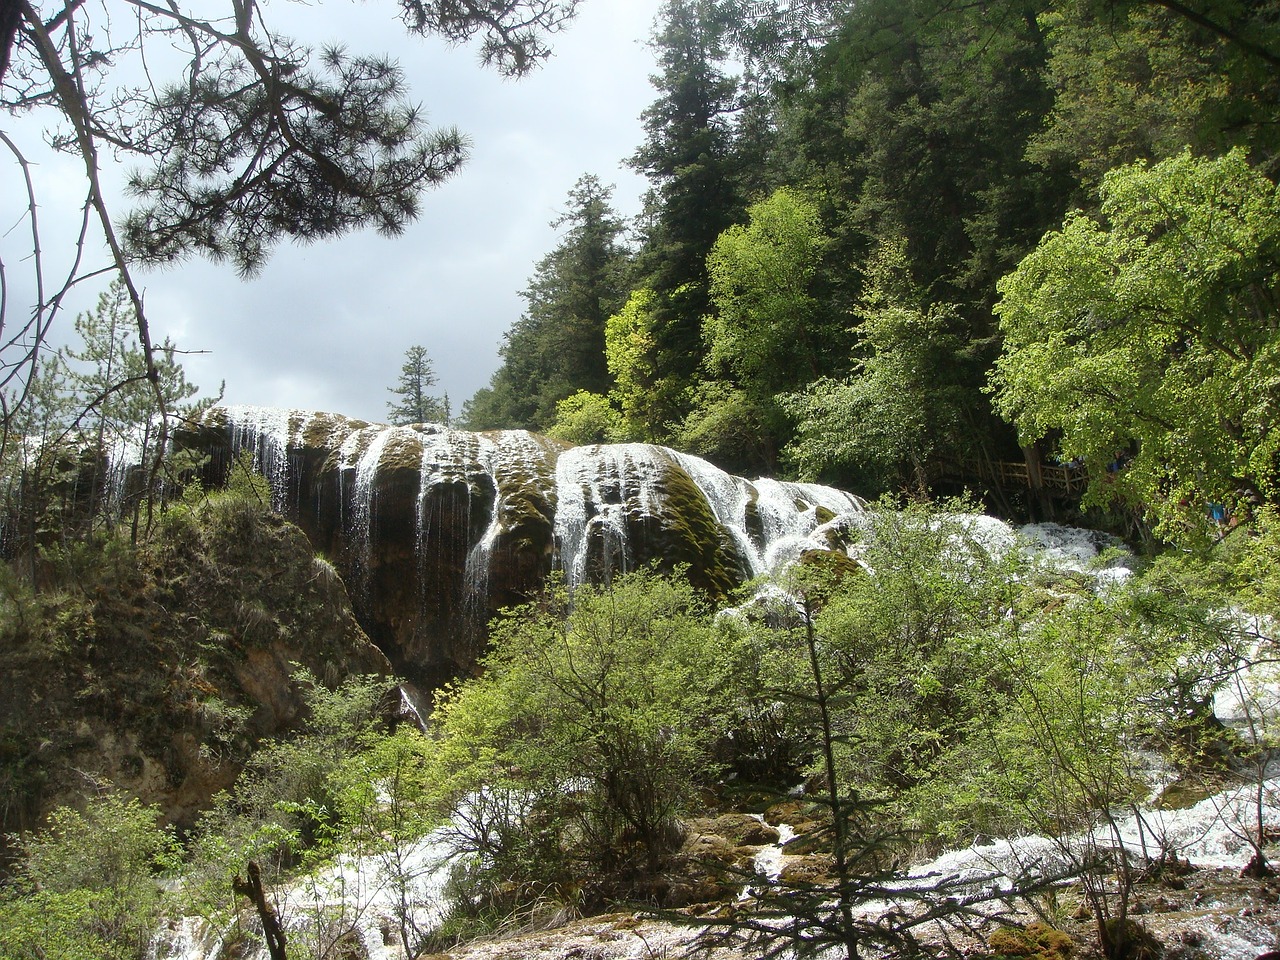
[464, 0, 1280, 537]
[990, 148, 1280, 538]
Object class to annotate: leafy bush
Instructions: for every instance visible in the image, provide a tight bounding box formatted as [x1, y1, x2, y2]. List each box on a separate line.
[0, 794, 178, 960]
[429, 569, 726, 912]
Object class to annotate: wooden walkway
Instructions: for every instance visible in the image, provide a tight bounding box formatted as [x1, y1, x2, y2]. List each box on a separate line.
[939, 457, 1090, 497]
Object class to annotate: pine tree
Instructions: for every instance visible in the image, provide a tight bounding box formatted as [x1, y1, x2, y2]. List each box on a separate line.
[387, 346, 448, 425]
[628, 0, 745, 424]
[462, 175, 631, 431]
[1, 0, 579, 438]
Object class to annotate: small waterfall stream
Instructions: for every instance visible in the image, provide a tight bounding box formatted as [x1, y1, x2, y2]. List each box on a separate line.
[552, 443, 670, 586]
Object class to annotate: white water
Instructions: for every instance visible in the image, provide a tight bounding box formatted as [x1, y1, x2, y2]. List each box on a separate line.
[213, 408, 1147, 619]
[552, 443, 666, 586]
[152, 828, 458, 960]
[672, 451, 866, 577]
[461, 430, 558, 616]
[224, 406, 304, 513]
[155, 775, 1280, 960]
[219, 409, 871, 596]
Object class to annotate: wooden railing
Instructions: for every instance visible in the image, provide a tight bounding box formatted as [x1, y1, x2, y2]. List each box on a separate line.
[937, 457, 1090, 497]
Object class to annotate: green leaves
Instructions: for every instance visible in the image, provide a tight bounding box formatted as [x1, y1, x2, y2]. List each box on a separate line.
[0, 794, 179, 960]
[429, 570, 723, 893]
[705, 187, 832, 396]
[991, 148, 1280, 539]
[782, 239, 968, 490]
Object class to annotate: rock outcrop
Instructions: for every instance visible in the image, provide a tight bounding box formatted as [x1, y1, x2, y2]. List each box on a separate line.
[179, 407, 867, 684]
[0, 500, 392, 833]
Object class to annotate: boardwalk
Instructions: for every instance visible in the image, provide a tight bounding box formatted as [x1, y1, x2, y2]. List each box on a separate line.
[939, 457, 1090, 497]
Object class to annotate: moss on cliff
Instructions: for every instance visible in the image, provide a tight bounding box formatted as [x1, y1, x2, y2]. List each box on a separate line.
[633, 452, 746, 600]
[0, 488, 388, 836]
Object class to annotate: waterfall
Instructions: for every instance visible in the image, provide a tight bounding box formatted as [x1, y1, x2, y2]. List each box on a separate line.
[204, 408, 878, 673]
[752, 477, 863, 572]
[671, 451, 764, 573]
[672, 451, 865, 577]
[216, 409, 869, 600]
[461, 430, 556, 614]
[552, 443, 666, 587]
[223, 405, 303, 512]
[459, 432, 500, 616]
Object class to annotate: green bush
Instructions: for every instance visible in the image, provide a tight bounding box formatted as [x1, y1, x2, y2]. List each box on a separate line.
[0, 794, 178, 960]
[429, 569, 726, 909]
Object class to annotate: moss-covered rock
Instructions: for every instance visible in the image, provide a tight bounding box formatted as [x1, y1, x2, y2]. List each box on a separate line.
[985, 922, 1076, 959]
[0, 495, 389, 835]
[183, 409, 862, 687]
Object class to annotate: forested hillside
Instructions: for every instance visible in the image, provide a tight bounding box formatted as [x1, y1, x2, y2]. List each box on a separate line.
[464, 0, 1280, 534]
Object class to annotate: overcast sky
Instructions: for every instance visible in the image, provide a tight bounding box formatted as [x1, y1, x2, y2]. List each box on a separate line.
[3, 0, 665, 424]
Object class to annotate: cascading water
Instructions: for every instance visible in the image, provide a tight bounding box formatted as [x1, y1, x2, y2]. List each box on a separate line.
[552, 443, 668, 587]
[460, 430, 556, 614]
[670, 452, 865, 577]
[338, 424, 400, 603]
[208, 408, 874, 674]
[671, 451, 764, 572]
[221, 405, 315, 513]
[216, 409, 873, 604]
[752, 477, 864, 572]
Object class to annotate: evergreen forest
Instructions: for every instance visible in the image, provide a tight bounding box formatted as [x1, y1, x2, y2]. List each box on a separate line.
[464, 0, 1280, 543]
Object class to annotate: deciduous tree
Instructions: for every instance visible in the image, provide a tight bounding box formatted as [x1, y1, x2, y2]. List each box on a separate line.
[990, 148, 1280, 541]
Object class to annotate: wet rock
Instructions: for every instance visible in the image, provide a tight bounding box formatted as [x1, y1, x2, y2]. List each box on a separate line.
[182, 407, 866, 686]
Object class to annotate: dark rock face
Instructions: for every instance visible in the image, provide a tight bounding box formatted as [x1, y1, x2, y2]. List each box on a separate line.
[181, 407, 866, 685]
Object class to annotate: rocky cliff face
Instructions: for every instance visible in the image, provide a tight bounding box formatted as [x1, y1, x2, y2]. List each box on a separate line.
[181, 407, 866, 684]
[0, 498, 392, 834]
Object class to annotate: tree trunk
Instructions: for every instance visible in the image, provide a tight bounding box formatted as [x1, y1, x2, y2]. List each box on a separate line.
[234, 860, 287, 960]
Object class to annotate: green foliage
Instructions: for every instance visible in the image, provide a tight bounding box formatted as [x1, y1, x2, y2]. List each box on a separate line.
[991, 148, 1280, 541]
[0, 794, 178, 960]
[547, 390, 621, 445]
[0, 480, 383, 844]
[1, 277, 218, 560]
[803, 500, 1027, 838]
[181, 669, 397, 946]
[464, 176, 632, 432]
[212, 670, 391, 854]
[469, 0, 1279, 510]
[430, 570, 724, 909]
[604, 288, 673, 441]
[676, 380, 780, 474]
[705, 186, 833, 396]
[985, 922, 1076, 960]
[387, 345, 448, 425]
[697, 186, 841, 471]
[331, 725, 440, 955]
[783, 240, 971, 492]
[972, 563, 1236, 958]
[1028, 1, 1280, 189]
[629, 0, 745, 401]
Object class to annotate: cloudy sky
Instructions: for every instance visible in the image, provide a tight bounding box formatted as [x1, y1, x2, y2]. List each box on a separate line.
[3, 0, 665, 424]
